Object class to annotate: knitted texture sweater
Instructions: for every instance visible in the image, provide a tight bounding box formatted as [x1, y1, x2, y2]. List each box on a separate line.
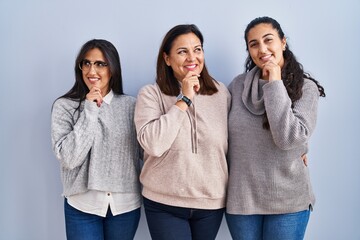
[51, 94, 141, 197]
[135, 82, 231, 209]
[226, 67, 319, 214]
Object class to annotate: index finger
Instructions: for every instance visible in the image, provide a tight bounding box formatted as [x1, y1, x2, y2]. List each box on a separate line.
[185, 70, 200, 78]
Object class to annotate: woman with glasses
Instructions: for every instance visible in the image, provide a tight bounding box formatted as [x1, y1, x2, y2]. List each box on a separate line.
[134, 24, 230, 240]
[51, 39, 142, 240]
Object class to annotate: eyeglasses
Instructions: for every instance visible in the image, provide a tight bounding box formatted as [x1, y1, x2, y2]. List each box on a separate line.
[79, 60, 109, 73]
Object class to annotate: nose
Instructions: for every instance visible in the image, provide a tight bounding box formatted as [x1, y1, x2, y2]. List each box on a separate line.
[259, 43, 267, 53]
[186, 51, 195, 62]
[88, 63, 97, 74]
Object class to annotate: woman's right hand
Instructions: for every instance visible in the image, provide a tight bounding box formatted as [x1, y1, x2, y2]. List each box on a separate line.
[181, 71, 200, 100]
[262, 60, 282, 81]
[86, 87, 103, 107]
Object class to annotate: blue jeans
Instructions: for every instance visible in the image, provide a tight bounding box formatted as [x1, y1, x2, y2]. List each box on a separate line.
[143, 197, 224, 240]
[225, 210, 310, 240]
[64, 199, 140, 240]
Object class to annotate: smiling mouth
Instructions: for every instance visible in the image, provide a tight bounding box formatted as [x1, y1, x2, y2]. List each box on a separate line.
[260, 54, 272, 61]
[185, 64, 197, 70]
[88, 78, 100, 84]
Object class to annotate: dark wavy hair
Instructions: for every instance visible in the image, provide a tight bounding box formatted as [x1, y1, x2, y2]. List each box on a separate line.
[156, 24, 218, 96]
[55, 39, 124, 114]
[244, 16, 326, 129]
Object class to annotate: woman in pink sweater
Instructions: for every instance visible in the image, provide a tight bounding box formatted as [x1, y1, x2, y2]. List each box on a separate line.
[134, 24, 230, 240]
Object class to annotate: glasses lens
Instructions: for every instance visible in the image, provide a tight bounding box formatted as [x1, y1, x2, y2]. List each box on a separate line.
[79, 60, 108, 73]
[79, 60, 89, 72]
[94, 61, 108, 72]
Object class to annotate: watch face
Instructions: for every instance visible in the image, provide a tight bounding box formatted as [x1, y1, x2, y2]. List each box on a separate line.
[176, 93, 184, 102]
[176, 93, 191, 106]
[181, 95, 192, 106]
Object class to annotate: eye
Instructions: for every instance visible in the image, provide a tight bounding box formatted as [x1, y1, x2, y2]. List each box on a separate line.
[82, 60, 91, 66]
[265, 38, 273, 43]
[178, 50, 187, 55]
[95, 61, 108, 68]
[249, 42, 258, 48]
[194, 47, 202, 53]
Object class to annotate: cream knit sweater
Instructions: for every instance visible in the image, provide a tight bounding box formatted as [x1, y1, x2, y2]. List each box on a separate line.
[135, 82, 231, 209]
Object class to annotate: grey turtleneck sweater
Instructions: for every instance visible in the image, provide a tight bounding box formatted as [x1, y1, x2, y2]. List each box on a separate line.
[226, 67, 319, 215]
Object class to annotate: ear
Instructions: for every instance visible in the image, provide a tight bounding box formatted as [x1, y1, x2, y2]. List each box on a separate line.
[163, 52, 171, 66]
[282, 37, 287, 51]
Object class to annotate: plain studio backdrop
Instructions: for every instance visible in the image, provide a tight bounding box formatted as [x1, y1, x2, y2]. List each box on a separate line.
[1, 0, 359, 239]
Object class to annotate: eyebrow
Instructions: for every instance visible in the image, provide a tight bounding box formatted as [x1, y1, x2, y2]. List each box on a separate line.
[248, 33, 274, 44]
[83, 59, 106, 63]
[176, 44, 202, 51]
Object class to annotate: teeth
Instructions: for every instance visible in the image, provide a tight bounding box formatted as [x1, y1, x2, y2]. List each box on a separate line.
[186, 65, 196, 69]
[261, 55, 272, 60]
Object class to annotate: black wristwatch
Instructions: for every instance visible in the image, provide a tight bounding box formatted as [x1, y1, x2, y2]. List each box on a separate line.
[176, 93, 192, 106]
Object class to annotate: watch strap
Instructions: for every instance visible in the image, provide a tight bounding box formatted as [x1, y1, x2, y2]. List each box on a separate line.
[181, 95, 192, 106]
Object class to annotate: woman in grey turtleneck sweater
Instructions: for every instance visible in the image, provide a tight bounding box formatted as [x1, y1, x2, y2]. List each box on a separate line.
[226, 17, 326, 240]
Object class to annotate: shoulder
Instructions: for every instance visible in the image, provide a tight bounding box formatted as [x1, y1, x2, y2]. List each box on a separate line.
[112, 95, 137, 111]
[52, 97, 79, 111]
[114, 94, 136, 103]
[303, 78, 318, 89]
[231, 72, 247, 85]
[216, 81, 228, 92]
[215, 81, 231, 97]
[138, 83, 158, 95]
[228, 72, 247, 91]
[137, 83, 162, 101]
[303, 78, 320, 96]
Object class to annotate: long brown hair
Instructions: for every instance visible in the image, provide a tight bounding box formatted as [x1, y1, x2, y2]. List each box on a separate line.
[156, 24, 218, 96]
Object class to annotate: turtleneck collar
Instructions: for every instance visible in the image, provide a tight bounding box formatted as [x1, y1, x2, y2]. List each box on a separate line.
[242, 67, 268, 115]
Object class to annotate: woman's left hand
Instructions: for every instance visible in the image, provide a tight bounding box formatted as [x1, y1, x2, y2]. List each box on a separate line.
[301, 154, 308, 167]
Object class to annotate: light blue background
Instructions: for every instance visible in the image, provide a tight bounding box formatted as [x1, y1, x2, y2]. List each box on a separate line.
[1, 0, 359, 239]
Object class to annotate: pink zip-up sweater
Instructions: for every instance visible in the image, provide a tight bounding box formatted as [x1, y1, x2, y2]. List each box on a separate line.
[135, 81, 230, 209]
